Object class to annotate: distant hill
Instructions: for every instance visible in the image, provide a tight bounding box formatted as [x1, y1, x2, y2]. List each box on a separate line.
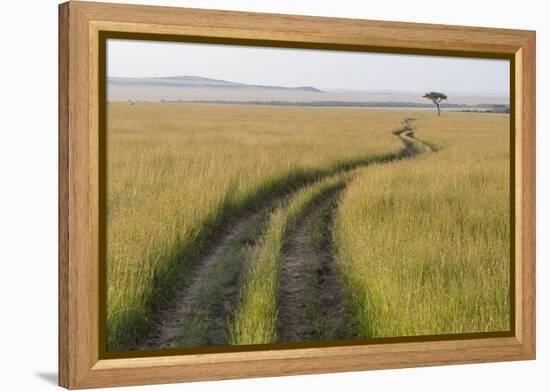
[107, 75, 508, 107]
[109, 75, 322, 92]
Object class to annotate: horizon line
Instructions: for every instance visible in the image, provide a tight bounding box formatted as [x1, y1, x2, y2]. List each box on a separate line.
[107, 74, 509, 97]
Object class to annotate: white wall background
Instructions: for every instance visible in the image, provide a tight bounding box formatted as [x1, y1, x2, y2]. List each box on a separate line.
[0, 0, 547, 389]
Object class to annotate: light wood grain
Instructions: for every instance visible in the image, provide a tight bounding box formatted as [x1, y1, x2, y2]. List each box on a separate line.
[58, 1, 536, 388]
[516, 36, 536, 353]
[58, 3, 70, 387]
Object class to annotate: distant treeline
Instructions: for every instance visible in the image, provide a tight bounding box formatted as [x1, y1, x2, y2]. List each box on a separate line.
[118, 99, 509, 113]
[158, 99, 510, 112]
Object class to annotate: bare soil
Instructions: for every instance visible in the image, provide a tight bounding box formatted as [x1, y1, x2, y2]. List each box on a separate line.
[144, 210, 265, 349]
[277, 191, 353, 342]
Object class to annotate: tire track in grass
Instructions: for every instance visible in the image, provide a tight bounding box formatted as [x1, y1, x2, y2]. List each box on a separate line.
[277, 189, 354, 342]
[144, 118, 434, 350]
[145, 209, 269, 348]
[231, 120, 436, 345]
[229, 175, 349, 345]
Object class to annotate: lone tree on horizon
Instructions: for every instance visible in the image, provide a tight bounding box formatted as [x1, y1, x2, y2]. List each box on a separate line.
[423, 92, 447, 117]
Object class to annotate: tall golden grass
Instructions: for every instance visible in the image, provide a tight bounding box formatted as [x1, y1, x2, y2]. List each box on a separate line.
[107, 103, 510, 348]
[106, 103, 405, 350]
[333, 111, 510, 337]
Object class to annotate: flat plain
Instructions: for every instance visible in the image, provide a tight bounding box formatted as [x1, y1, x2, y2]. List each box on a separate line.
[105, 103, 510, 351]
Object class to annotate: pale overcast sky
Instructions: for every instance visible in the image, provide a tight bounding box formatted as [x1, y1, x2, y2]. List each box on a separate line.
[107, 39, 509, 96]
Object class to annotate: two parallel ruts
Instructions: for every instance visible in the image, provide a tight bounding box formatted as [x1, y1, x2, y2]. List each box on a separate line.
[142, 118, 434, 350]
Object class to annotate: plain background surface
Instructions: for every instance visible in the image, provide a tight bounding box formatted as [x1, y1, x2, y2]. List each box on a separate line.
[0, 0, 547, 389]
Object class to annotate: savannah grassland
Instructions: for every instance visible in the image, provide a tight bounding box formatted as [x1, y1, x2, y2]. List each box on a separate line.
[334, 113, 510, 337]
[106, 102, 510, 351]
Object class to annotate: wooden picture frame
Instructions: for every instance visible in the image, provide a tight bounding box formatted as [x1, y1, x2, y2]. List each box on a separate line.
[59, 1, 536, 389]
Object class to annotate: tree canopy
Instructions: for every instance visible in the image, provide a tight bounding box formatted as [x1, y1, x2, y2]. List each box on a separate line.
[423, 92, 447, 116]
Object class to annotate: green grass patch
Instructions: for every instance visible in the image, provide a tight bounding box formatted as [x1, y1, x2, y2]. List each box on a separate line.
[229, 175, 348, 345]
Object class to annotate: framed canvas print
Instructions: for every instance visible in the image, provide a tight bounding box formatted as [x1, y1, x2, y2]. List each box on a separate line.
[58, 1, 536, 389]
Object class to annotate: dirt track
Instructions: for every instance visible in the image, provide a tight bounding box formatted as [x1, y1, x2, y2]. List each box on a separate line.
[277, 190, 353, 342]
[144, 210, 267, 349]
[142, 119, 433, 350]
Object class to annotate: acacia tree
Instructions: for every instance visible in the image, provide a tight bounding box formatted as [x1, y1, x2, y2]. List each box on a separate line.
[423, 92, 447, 117]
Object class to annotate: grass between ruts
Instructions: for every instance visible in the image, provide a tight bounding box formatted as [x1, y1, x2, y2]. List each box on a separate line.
[302, 200, 346, 341]
[106, 104, 411, 351]
[333, 111, 510, 337]
[173, 211, 268, 348]
[228, 175, 349, 345]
